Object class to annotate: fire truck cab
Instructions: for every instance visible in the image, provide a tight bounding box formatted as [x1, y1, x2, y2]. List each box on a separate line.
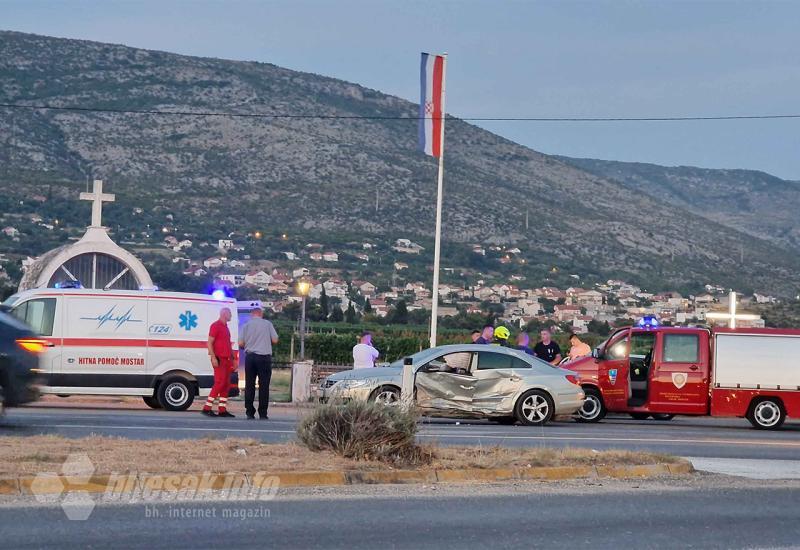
[568, 320, 800, 429]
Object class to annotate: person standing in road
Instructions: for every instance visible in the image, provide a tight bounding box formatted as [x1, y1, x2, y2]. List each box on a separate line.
[567, 333, 592, 362]
[353, 331, 379, 368]
[239, 306, 279, 420]
[516, 332, 534, 355]
[533, 328, 563, 365]
[474, 324, 494, 345]
[203, 307, 235, 418]
[470, 329, 481, 343]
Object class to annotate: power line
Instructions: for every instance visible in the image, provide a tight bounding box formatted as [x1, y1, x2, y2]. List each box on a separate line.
[1, 102, 799, 122]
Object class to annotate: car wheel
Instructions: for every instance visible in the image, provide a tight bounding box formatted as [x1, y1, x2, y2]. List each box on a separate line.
[142, 395, 162, 409]
[651, 414, 675, 421]
[747, 398, 785, 430]
[629, 412, 651, 420]
[371, 385, 401, 406]
[514, 389, 554, 426]
[489, 417, 517, 425]
[576, 387, 606, 423]
[157, 376, 195, 411]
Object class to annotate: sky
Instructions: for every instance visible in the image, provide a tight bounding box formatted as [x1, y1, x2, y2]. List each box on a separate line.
[4, 0, 800, 179]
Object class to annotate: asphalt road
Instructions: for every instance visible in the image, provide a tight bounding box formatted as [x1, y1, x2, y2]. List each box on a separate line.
[2, 484, 800, 549]
[3, 403, 800, 460]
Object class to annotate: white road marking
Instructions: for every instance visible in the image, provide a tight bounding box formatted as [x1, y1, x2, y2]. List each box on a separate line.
[12, 422, 800, 449]
[684, 457, 800, 479]
[17, 423, 296, 434]
[418, 432, 800, 448]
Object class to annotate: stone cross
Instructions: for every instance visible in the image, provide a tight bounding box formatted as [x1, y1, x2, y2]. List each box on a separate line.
[705, 291, 761, 328]
[79, 179, 115, 228]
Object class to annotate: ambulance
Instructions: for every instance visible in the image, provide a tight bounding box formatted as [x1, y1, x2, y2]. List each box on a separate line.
[569, 318, 800, 429]
[2, 288, 239, 411]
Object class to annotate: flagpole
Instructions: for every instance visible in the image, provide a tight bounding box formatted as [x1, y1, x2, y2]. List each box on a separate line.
[429, 54, 447, 348]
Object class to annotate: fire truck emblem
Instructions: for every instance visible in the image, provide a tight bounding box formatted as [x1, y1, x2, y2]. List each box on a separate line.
[608, 368, 618, 385]
[672, 372, 688, 390]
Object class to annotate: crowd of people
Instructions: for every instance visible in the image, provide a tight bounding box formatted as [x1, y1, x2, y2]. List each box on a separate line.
[350, 326, 593, 369]
[470, 325, 591, 365]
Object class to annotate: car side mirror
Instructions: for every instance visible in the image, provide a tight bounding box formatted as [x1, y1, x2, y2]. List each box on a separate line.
[592, 348, 602, 360]
[403, 357, 413, 366]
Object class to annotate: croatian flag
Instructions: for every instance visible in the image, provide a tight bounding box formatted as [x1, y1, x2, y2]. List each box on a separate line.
[419, 52, 445, 157]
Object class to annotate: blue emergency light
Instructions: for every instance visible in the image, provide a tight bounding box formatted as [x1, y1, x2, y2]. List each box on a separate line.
[637, 315, 660, 328]
[211, 289, 227, 301]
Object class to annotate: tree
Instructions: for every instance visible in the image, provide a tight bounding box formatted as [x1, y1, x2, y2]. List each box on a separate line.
[345, 302, 358, 324]
[363, 297, 373, 314]
[390, 299, 409, 324]
[319, 287, 329, 320]
[587, 320, 611, 336]
[330, 306, 344, 323]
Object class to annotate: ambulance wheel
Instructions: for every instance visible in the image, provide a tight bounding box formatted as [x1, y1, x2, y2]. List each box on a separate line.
[577, 387, 606, 423]
[747, 398, 786, 430]
[514, 389, 554, 426]
[142, 396, 162, 409]
[652, 414, 675, 421]
[157, 376, 195, 411]
[629, 413, 651, 420]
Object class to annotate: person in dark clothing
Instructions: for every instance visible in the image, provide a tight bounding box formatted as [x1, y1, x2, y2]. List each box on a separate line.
[516, 332, 534, 355]
[474, 324, 494, 345]
[470, 330, 481, 343]
[533, 328, 562, 365]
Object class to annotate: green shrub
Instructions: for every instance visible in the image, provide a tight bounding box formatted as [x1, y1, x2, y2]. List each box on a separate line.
[296, 400, 431, 466]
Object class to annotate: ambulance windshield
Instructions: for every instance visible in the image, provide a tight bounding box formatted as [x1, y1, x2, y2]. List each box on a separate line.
[2, 294, 21, 307]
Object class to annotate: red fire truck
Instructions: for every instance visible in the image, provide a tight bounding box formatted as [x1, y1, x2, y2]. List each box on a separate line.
[568, 321, 800, 429]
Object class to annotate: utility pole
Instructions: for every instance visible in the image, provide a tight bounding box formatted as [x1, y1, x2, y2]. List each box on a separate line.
[525, 209, 529, 231]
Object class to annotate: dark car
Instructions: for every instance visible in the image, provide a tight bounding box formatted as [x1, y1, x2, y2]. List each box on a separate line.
[0, 310, 44, 412]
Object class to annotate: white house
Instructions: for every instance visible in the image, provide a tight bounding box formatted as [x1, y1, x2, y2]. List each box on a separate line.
[218, 239, 234, 250]
[322, 252, 339, 262]
[392, 238, 424, 254]
[203, 257, 224, 269]
[244, 270, 273, 287]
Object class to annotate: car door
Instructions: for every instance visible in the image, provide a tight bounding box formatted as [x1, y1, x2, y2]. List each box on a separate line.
[649, 330, 710, 414]
[9, 296, 61, 379]
[415, 351, 476, 414]
[471, 351, 528, 414]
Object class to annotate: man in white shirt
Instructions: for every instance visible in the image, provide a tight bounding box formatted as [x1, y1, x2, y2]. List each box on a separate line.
[352, 331, 379, 368]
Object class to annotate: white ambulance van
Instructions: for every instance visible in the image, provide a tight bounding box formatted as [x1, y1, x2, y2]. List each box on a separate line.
[3, 288, 239, 411]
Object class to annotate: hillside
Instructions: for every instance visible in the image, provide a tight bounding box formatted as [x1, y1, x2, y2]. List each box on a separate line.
[1, 30, 799, 296]
[557, 156, 800, 253]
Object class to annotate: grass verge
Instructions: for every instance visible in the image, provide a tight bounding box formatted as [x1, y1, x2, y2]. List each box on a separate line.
[0, 435, 677, 477]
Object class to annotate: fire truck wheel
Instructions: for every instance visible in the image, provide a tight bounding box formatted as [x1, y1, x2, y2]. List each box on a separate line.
[747, 398, 786, 430]
[514, 389, 554, 426]
[577, 388, 606, 423]
[629, 412, 651, 420]
[142, 395, 162, 409]
[157, 376, 195, 411]
[651, 414, 675, 421]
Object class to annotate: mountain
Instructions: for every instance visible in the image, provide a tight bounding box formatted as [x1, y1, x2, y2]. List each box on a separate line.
[1, 30, 799, 296]
[556, 157, 800, 253]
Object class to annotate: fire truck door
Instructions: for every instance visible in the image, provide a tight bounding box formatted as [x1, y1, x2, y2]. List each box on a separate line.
[650, 331, 709, 414]
[599, 330, 630, 410]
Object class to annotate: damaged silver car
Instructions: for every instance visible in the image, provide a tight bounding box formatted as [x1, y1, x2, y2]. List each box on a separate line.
[319, 344, 585, 426]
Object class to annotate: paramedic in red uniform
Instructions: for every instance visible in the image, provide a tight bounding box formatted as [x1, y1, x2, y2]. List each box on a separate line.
[202, 307, 235, 417]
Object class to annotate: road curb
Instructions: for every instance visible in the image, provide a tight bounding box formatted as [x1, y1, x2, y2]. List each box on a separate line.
[3, 460, 693, 497]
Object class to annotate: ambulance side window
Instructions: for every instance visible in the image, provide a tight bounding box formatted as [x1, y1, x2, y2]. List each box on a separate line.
[12, 298, 56, 336]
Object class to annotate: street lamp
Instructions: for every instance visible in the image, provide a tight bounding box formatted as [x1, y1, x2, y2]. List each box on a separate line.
[296, 280, 311, 360]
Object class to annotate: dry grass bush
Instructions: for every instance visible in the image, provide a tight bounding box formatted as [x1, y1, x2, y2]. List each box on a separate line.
[296, 401, 432, 466]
